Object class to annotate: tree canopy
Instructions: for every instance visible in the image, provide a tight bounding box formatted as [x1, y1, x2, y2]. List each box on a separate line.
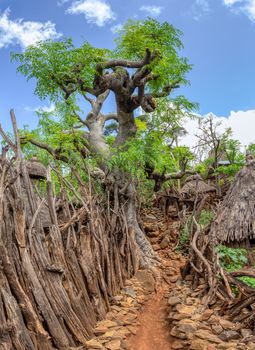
[12, 17, 195, 186]
[12, 18, 191, 105]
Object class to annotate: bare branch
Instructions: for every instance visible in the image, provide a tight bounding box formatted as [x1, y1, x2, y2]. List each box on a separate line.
[28, 139, 69, 163]
[73, 112, 88, 127]
[0, 123, 16, 150]
[83, 94, 95, 107]
[230, 270, 255, 279]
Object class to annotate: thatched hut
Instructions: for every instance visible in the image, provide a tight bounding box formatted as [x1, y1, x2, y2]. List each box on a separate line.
[210, 157, 255, 247]
[181, 174, 216, 198]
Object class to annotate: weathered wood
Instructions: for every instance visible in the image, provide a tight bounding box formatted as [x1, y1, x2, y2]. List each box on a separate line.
[0, 154, 139, 349]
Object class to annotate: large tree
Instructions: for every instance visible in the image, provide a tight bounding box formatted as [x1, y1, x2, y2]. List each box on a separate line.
[13, 18, 192, 267]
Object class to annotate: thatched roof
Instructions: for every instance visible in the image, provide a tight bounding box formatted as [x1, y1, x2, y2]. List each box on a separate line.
[25, 157, 47, 179]
[181, 175, 216, 197]
[211, 158, 255, 244]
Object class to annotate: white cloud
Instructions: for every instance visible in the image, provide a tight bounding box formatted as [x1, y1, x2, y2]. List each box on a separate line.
[57, 0, 70, 6]
[25, 103, 55, 113]
[139, 5, 163, 17]
[180, 110, 255, 149]
[192, 0, 210, 20]
[196, 0, 210, 9]
[222, 0, 255, 21]
[0, 9, 61, 49]
[66, 0, 116, 26]
[223, 0, 241, 5]
[110, 23, 123, 33]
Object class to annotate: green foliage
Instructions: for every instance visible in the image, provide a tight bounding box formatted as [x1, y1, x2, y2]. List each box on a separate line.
[179, 224, 190, 246]
[12, 18, 192, 105]
[247, 143, 255, 157]
[12, 39, 109, 101]
[114, 18, 191, 93]
[224, 139, 242, 164]
[238, 276, 255, 288]
[108, 137, 147, 178]
[215, 138, 245, 177]
[194, 156, 215, 178]
[133, 98, 196, 180]
[12, 18, 196, 202]
[142, 96, 196, 141]
[107, 124, 194, 181]
[217, 245, 248, 272]
[216, 163, 243, 178]
[217, 245, 255, 290]
[199, 210, 214, 228]
[171, 146, 195, 169]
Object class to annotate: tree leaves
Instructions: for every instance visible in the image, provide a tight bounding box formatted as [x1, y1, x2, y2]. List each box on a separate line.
[12, 38, 109, 100]
[114, 18, 192, 93]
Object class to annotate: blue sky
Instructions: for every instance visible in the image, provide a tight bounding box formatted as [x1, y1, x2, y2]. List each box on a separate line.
[0, 0, 255, 142]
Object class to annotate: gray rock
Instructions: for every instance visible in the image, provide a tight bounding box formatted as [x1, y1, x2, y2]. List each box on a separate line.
[122, 286, 136, 298]
[219, 330, 240, 342]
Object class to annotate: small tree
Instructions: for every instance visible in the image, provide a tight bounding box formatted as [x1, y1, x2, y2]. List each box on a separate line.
[195, 114, 231, 166]
[194, 114, 233, 194]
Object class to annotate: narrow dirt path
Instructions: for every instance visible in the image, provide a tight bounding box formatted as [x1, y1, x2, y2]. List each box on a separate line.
[126, 213, 185, 350]
[127, 284, 173, 350]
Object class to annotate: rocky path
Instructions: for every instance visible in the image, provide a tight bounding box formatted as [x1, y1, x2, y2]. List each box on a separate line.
[127, 285, 173, 350]
[127, 212, 183, 350]
[83, 210, 255, 350]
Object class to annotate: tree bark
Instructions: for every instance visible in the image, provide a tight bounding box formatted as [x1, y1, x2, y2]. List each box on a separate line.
[114, 108, 137, 147]
[124, 184, 160, 268]
[88, 120, 110, 157]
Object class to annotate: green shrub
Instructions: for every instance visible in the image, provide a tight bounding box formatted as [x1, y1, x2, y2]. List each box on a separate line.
[199, 210, 214, 228]
[238, 276, 255, 288]
[217, 245, 248, 272]
[175, 223, 190, 254]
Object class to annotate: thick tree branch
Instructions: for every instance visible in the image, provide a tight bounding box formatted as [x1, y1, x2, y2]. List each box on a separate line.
[164, 170, 196, 181]
[103, 113, 119, 123]
[96, 48, 152, 74]
[85, 91, 110, 125]
[152, 81, 181, 98]
[140, 73, 159, 85]
[131, 66, 151, 87]
[137, 85, 145, 104]
[146, 162, 196, 192]
[26, 139, 69, 163]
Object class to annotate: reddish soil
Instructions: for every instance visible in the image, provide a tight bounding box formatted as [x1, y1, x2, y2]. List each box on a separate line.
[127, 285, 173, 350]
